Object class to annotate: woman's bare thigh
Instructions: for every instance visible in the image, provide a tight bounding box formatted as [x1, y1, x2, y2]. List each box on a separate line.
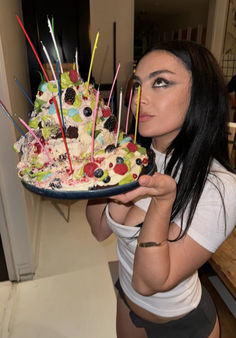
[208, 316, 220, 338]
[116, 293, 147, 338]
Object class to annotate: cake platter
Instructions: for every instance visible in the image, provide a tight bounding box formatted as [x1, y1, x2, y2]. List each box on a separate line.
[21, 160, 156, 200]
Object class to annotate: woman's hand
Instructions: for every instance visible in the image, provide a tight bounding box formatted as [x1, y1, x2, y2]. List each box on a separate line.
[110, 172, 176, 204]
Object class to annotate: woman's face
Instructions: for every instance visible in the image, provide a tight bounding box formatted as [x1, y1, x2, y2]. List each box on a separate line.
[131, 50, 192, 152]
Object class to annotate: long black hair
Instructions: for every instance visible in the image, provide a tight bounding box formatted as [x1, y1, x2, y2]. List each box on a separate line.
[140, 40, 235, 240]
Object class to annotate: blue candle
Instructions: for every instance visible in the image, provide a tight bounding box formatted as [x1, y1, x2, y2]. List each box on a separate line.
[56, 60, 66, 133]
[0, 101, 25, 137]
[14, 77, 34, 106]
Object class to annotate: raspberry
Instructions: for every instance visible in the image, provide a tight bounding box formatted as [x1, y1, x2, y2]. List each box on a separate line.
[83, 162, 98, 177]
[114, 163, 128, 175]
[65, 87, 76, 105]
[69, 69, 79, 83]
[104, 115, 117, 132]
[102, 107, 111, 117]
[127, 142, 138, 152]
[142, 158, 148, 165]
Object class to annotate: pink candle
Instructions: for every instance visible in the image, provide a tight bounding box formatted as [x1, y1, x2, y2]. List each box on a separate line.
[125, 88, 133, 135]
[115, 89, 123, 147]
[18, 117, 52, 163]
[107, 63, 120, 107]
[91, 88, 100, 162]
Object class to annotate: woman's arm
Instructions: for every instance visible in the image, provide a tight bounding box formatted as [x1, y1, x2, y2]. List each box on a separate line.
[86, 198, 112, 241]
[86, 198, 132, 241]
[112, 173, 213, 295]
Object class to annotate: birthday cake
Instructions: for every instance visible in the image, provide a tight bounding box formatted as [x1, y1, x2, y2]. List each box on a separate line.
[14, 70, 154, 195]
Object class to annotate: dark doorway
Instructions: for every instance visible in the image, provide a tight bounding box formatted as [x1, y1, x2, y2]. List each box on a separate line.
[21, 0, 91, 100]
[0, 234, 9, 281]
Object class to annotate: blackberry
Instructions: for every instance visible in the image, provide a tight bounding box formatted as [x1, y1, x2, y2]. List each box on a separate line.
[83, 106, 92, 117]
[136, 158, 142, 165]
[105, 144, 116, 153]
[103, 175, 111, 183]
[94, 168, 104, 178]
[116, 157, 124, 164]
[66, 126, 78, 139]
[49, 178, 62, 190]
[104, 115, 116, 132]
[64, 87, 76, 104]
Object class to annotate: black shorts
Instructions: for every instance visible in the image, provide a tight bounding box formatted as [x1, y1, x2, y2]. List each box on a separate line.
[115, 280, 217, 338]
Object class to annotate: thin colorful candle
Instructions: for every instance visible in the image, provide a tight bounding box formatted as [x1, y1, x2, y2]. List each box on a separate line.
[16, 15, 49, 82]
[18, 117, 52, 162]
[0, 100, 25, 137]
[47, 17, 63, 73]
[91, 88, 100, 162]
[107, 63, 120, 107]
[75, 48, 79, 75]
[115, 88, 123, 147]
[125, 88, 133, 135]
[86, 31, 99, 96]
[56, 60, 66, 133]
[16, 14, 73, 172]
[14, 78, 34, 106]
[134, 85, 141, 144]
[40, 41, 57, 82]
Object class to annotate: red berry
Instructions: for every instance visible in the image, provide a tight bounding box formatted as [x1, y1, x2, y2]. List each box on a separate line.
[142, 158, 148, 164]
[49, 98, 54, 104]
[83, 162, 98, 177]
[114, 122, 118, 134]
[39, 91, 43, 96]
[34, 143, 41, 154]
[114, 163, 128, 175]
[133, 173, 138, 179]
[102, 107, 111, 117]
[40, 136, 45, 145]
[69, 69, 79, 83]
[127, 142, 138, 152]
[109, 162, 113, 168]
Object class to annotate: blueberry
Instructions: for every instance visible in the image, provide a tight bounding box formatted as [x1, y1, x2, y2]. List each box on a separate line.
[94, 168, 104, 178]
[103, 176, 111, 183]
[83, 107, 92, 117]
[136, 158, 142, 165]
[105, 144, 116, 153]
[116, 157, 124, 164]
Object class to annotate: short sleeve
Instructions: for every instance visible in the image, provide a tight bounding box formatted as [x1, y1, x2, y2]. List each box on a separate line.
[174, 170, 236, 252]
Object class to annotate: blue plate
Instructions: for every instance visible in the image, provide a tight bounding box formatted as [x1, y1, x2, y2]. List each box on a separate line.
[21, 160, 156, 200]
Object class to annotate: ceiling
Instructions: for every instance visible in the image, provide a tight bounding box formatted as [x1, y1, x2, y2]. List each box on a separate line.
[135, 0, 209, 16]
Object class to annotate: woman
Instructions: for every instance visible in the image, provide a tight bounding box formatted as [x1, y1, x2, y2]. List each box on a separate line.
[86, 41, 236, 338]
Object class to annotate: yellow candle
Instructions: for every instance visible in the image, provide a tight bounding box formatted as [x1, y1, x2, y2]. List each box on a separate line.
[86, 31, 99, 95]
[134, 85, 141, 144]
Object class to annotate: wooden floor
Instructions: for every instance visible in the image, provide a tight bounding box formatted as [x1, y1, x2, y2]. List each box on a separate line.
[199, 263, 236, 338]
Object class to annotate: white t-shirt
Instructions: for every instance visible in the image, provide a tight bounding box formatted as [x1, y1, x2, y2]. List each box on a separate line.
[106, 147, 236, 317]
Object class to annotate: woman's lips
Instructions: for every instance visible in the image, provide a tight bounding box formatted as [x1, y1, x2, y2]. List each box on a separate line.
[138, 114, 152, 122]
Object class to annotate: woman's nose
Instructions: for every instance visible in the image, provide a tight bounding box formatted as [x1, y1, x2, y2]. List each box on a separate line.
[133, 87, 148, 105]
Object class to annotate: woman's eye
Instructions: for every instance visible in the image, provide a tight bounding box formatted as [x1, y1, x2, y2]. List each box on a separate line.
[153, 78, 169, 88]
[133, 82, 141, 91]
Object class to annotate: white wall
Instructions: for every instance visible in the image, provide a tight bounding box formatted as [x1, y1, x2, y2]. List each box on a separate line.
[0, 0, 41, 280]
[89, 0, 134, 127]
[205, 0, 229, 62]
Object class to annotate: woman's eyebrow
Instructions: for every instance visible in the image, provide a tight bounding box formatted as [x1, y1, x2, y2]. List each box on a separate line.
[133, 69, 176, 82]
